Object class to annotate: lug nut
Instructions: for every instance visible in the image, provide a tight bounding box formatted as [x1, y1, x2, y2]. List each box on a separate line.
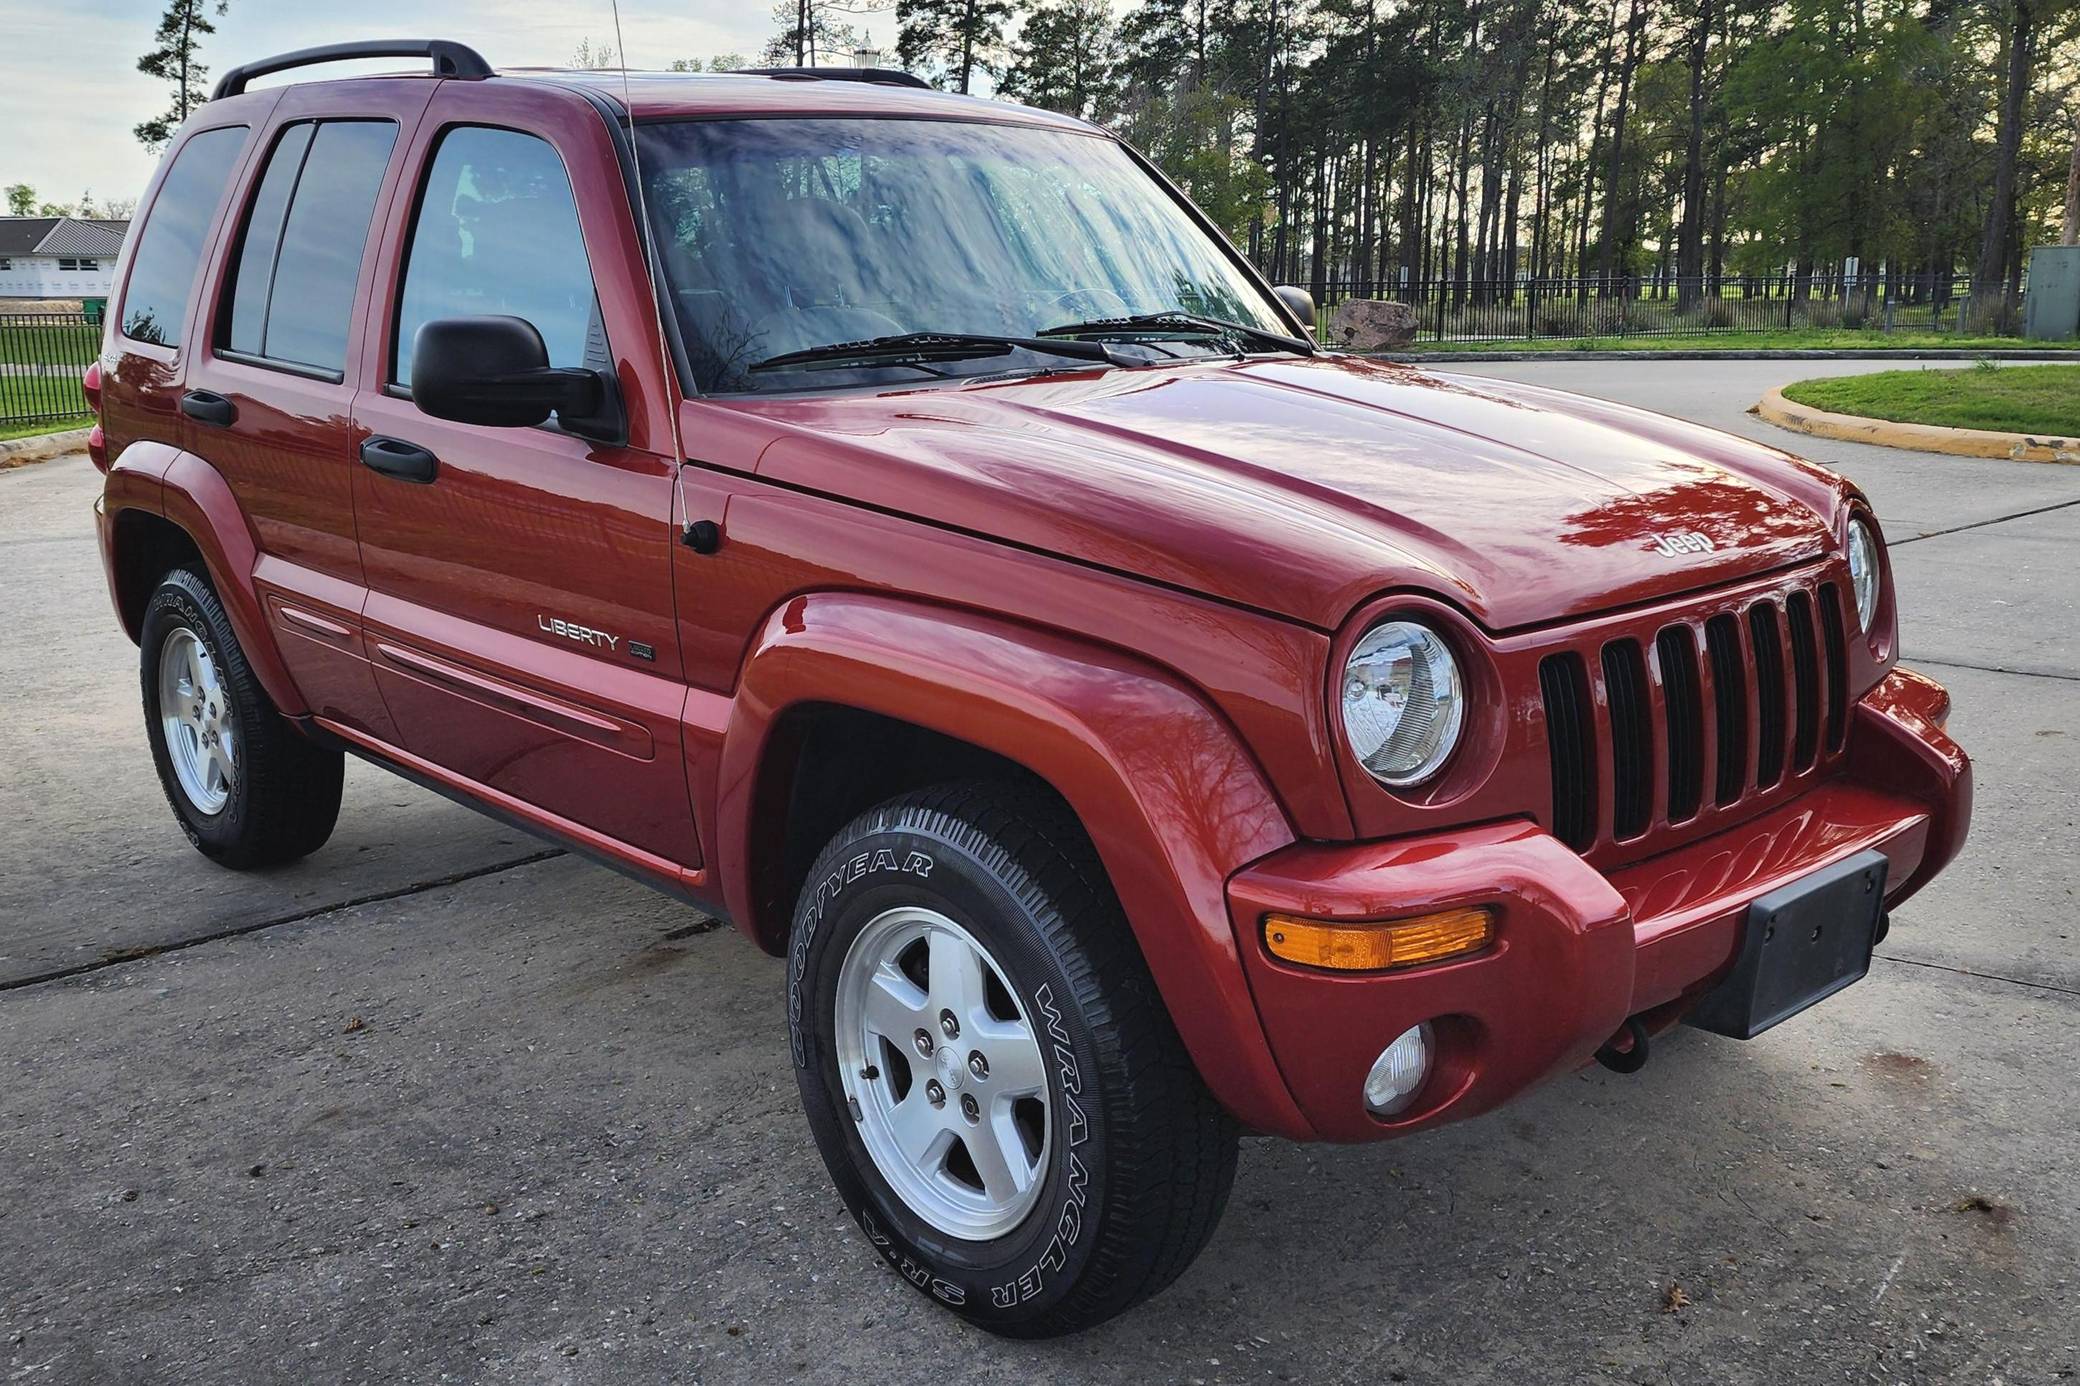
[925, 1079, 946, 1107]
[939, 1009, 959, 1040]
[960, 1094, 979, 1122]
[913, 1028, 934, 1057]
[968, 1052, 988, 1080]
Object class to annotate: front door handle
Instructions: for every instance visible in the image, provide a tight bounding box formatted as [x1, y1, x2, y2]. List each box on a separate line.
[180, 390, 237, 427]
[358, 435, 438, 484]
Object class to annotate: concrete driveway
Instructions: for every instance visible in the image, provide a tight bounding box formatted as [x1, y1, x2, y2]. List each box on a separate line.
[3, 359, 2075, 1384]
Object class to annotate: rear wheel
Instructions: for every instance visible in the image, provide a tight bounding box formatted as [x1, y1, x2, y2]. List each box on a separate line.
[140, 568, 343, 868]
[788, 781, 1239, 1337]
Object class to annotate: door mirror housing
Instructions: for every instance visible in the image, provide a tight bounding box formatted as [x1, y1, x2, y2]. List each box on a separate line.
[1273, 285, 1317, 337]
[409, 315, 616, 436]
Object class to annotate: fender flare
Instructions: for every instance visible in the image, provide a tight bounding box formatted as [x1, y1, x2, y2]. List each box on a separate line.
[717, 592, 1315, 1138]
[109, 446, 308, 718]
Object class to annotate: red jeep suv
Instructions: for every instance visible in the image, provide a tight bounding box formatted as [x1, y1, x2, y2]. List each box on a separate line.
[87, 41, 1971, 1336]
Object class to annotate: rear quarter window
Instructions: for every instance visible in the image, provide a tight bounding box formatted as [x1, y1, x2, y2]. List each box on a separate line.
[119, 126, 248, 348]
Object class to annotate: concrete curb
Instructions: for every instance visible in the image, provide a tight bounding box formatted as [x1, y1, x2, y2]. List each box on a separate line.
[1372, 347, 2080, 363]
[0, 427, 90, 469]
[1755, 387, 2080, 464]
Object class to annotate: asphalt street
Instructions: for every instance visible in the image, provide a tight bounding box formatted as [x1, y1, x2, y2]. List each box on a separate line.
[2, 358, 2074, 1384]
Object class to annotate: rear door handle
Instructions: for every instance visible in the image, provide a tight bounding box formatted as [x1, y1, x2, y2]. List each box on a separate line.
[179, 390, 237, 427]
[358, 435, 438, 484]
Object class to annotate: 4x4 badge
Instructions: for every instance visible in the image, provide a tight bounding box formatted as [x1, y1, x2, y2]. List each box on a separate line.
[1650, 530, 1715, 557]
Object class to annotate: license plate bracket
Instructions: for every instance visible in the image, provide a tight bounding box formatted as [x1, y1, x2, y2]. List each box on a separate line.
[1685, 850, 1889, 1040]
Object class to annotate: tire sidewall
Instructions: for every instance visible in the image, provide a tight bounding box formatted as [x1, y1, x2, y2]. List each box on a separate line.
[788, 810, 1110, 1328]
[140, 573, 252, 852]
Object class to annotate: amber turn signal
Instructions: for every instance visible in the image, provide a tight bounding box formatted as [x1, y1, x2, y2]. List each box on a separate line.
[1263, 907, 1494, 973]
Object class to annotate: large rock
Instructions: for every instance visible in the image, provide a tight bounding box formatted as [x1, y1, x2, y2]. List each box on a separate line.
[1328, 298, 1419, 350]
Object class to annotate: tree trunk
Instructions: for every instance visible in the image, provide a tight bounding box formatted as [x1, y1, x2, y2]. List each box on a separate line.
[2063, 105, 2080, 246]
[1676, 0, 1716, 308]
[1597, 0, 1650, 291]
[1973, 0, 2034, 296]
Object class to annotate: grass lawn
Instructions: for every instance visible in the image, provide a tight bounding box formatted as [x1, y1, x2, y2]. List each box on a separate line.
[0, 318, 101, 367]
[1780, 364, 2080, 436]
[0, 373, 90, 440]
[1408, 329, 2080, 354]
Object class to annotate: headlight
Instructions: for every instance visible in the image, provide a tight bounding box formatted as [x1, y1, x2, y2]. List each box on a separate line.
[1847, 518, 1881, 631]
[1341, 620, 1465, 786]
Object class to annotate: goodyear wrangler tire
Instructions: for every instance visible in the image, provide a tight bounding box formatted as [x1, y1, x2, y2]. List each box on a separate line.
[788, 781, 1239, 1337]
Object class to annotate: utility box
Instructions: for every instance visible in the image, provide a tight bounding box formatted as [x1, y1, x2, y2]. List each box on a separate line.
[2024, 246, 2080, 340]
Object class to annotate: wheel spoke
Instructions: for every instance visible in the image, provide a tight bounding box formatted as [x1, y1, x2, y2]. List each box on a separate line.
[886, 1091, 953, 1169]
[980, 1031, 1048, 1100]
[926, 926, 988, 1026]
[964, 1115, 1034, 1206]
[862, 966, 928, 1044]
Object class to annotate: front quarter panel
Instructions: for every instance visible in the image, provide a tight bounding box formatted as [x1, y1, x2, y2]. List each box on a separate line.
[717, 592, 1314, 1138]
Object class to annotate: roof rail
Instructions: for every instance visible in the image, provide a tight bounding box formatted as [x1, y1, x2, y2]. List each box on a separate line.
[211, 39, 493, 101]
[732, 66, 932, 90]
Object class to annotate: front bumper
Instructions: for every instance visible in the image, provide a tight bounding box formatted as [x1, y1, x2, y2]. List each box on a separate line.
[1227, 667, 1970, 1142]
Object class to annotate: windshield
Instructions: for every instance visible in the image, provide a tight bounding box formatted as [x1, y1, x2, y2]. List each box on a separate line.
[635, 117, 1292, 394]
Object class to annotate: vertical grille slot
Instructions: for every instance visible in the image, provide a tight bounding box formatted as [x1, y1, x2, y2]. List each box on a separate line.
[1601, 640, 1652, 840]
[1819, 583, 1849, 753]
[1750, 602, 1787, 788]
[1655, 626, 1703, 823]
[1538, 653, 1597, 852]
[1786, 589, 1821, 771]
[1705, 614, 1747, 805]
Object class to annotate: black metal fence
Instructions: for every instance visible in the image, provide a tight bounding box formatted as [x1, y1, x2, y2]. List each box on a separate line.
[1283, 271, 2023, 345]
[0, 312, 101, 433]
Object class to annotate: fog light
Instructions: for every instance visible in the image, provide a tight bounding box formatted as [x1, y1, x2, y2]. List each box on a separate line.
[1363, 1022, 1433, 1117]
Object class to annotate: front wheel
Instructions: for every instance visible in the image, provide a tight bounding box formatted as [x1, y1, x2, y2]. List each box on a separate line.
[788, 782, 1238, 1337]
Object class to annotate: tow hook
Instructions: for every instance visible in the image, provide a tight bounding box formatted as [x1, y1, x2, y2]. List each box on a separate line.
[1595, 1016, 1651, 1074]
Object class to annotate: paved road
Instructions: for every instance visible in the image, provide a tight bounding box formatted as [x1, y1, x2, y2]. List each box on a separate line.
[3, 360, 2075, 1384]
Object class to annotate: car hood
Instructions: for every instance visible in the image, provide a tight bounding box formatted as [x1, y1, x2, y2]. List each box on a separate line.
[733, 354, 1851, 632]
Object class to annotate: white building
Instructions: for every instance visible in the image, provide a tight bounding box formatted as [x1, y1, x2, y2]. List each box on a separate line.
[0, 217, 129, 299]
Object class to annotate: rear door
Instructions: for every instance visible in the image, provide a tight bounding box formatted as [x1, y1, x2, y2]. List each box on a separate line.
[182, 81, 435, 742]
[349, 84, 694, 867]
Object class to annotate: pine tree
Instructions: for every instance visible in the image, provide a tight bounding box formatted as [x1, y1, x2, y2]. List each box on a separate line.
[134, 0, 228, 151]
[897, 0, 1016, 94]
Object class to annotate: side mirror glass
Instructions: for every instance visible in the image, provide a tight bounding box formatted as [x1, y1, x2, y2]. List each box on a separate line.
[410, 315, 606, 430]
[1274, 285, 1317, 337]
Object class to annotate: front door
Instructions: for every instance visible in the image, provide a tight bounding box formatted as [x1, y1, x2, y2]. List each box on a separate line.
[349, 88, 694, 867]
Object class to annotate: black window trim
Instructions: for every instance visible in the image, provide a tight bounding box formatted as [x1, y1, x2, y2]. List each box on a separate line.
[212, 116, 396, 385]
[116, 122, 253, 353]
[385, 118, 612, 400]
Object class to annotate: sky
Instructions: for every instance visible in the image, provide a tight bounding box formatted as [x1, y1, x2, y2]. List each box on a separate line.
[0, 1, 901, 214]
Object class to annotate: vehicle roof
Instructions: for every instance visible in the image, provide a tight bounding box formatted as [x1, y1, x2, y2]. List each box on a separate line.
[507, 70, 1103, 132]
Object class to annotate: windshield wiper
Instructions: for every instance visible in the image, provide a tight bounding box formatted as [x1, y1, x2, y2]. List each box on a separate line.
[749, 331, 1134, 374]
[1037, 310, 1314, 357]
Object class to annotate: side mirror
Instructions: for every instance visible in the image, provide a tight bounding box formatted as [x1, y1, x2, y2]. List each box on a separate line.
[410, 315, 606, 430]
[1273, 285, 1317, 337]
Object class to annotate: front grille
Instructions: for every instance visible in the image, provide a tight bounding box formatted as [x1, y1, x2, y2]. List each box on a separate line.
[1539, 577, 1851, 854]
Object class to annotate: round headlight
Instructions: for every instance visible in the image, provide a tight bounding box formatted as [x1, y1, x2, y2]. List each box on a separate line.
[1341, 620, 1465, 787]
[1847, 518, 1881, 631]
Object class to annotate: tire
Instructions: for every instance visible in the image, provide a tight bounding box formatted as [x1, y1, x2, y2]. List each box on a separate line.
[139, 567, 343, 869]
[788, 780, 1239, 1337]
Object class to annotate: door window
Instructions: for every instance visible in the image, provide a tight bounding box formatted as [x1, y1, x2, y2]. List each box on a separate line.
[119, 125, 247, 348]
[392, 126, 603, 385]
[219, 119, 397, 377]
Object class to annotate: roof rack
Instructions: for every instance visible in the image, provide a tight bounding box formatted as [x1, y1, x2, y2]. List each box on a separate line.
[732, 66, 932, 89]
[211, 39, 493, 101]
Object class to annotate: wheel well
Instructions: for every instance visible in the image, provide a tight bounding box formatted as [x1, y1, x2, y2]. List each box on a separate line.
[110, 509, 208, 641]
[747, 705, 1081, 953]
